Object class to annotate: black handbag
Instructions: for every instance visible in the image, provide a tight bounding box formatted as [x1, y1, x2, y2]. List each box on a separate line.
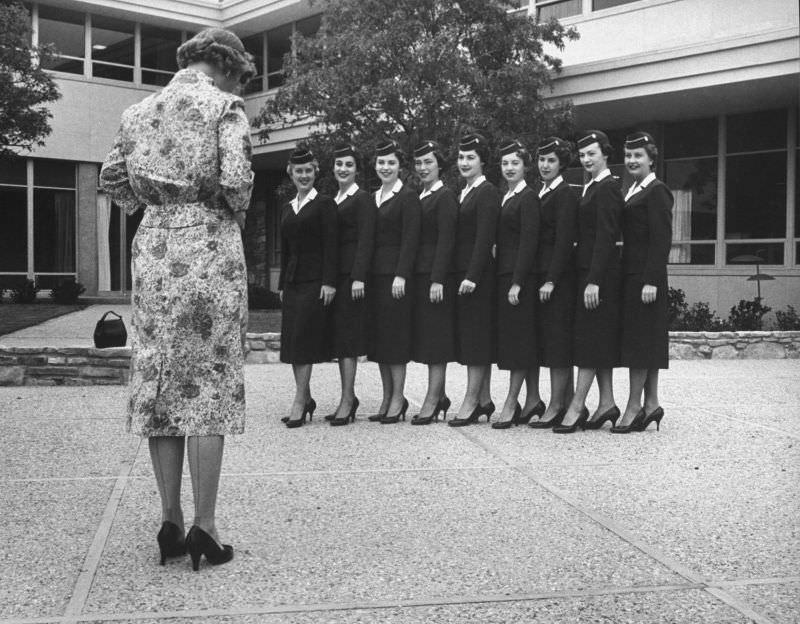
[93, 311, 128, 348]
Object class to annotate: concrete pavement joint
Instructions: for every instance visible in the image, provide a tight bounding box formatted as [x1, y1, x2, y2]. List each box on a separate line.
[695, 406, 800, 441]
[62, 441, 141, 618]
[451, 426, 777, 624]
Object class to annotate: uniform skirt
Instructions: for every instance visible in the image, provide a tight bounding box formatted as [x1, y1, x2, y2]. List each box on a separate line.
[367, 274, 413, 364]
[280, 280, 332, 364]
[573, 268, 621, 368]
[496, 274, 537, 370]
[455, 263, 496, 366]
[536, 270, 576, 368]
[620, 273, 669, 369]
[331, 273, 368, 358]
[412, 274, 456, 364]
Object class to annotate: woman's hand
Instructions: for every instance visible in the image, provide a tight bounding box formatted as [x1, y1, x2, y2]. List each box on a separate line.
[584, 283, 600, 310]
[641, 284, 657, 304]
[508, 283, 521, 306]
[458, 279, 476, 295]
[234, 211, 246, 231]
[278, 290, 283, 303]
[320, 285, 336, 306]
[352, 280, 365, 300]
[430, 282, 444, 303]
[539, 281, 555, 302]
[391, 276, 406, 299]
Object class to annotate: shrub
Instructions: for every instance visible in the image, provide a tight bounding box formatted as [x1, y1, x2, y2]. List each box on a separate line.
[667, 287, 688, 329]
[50, 279, 86, 304]
[775, 305, 800, 330]
[680, 301, 729, 331]
[11, 279, 39, 303]
[248, 284, 281, 310]
[726, 297, 771, 331]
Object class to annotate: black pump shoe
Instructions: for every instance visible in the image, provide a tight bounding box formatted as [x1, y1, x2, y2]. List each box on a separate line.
[185, 526, 233, 571]
[448, 402, 491, 427]
[528, 408, 566, 429]
[517, 400, 546, 425]
[610, 408, 646, 433]
[639, 407, 664, 431]
[583, 405, 621, 430]
[286, 398, 315, 429]
[491, 403, 521, 429]
[552, 407, 590, 434]
[330, 397, 359, 426]
[380, 398, 409, 424]
[156, 521, 186, 565]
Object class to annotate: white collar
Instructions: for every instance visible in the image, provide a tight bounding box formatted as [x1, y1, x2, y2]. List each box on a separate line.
[291, 187, 318, 214]
[539, 175, 564, 198]
[625, 172, 656, 201]
[420, 179, 443, 199]
[591, 169, 612, 184]
[460, 175, 486, 202]
[375, 179, 403, 206]
[335, 182, 359, 205]
[502, 179, 527, 205]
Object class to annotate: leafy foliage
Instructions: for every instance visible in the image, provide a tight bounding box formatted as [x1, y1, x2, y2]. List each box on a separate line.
[775, 305, 800, 331]
[255, 0, 578, 186]
[0, 0, 61, 159]
[50, 279, 86, 304]
[11, 279, 39, 304]
[727, 297, 771, 331]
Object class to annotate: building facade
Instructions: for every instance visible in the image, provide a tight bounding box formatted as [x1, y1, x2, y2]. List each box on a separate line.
[2, 0, 798, 313]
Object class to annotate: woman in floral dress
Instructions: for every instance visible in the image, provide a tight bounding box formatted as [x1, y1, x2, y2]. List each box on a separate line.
[100, 28, 255, 571]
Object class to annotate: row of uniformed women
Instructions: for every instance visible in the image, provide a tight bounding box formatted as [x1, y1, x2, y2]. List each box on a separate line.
[278, 130, 672, 434]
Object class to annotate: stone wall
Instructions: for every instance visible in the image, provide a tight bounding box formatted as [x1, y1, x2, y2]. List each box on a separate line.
[668, 331, 800, 360]
[2, 331, 799, 386]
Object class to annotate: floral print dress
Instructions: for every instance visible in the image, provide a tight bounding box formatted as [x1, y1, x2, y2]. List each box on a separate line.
[100, 68, 253, 437]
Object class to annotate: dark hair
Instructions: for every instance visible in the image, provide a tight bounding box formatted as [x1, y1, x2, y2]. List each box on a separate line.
[177, 28, 256, 84]
[414, 141, 447, 170]
[372, 146, 406, 167]
[500, 144, 532, 168]
[459, 132, 490, 167]
[550, 143, 574, 171]
[643, 143, 659, 165]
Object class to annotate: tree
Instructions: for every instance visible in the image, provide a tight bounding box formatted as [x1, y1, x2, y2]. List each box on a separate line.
[254, 0, 578, 187]
[0, 0, 60, 159]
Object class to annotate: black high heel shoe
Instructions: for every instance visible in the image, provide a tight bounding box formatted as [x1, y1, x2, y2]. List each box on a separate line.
[491, 403, 521, 429]
[330, 397, 359, 426]
[380, 398, 409, 424]
[185, 526, 233, 571]
[448, 402, 491, 427]
[438, 395, 451, 420]
[610, 408, 646, 434]
[528, 407, 566, 429]
[368, 409, 387, 422]
[552, 407, 590, 434]
[639, 407, 664, 431]
[285, 398, 315, 429]
[412, 395, 451, 426]
[583, 405, 620, 430]
[156, 521, 186, 565]
[517, 400, 546, 425]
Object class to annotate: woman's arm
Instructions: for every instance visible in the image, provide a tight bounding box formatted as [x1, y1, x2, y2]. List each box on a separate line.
[545, 186, 579, 284]
[430, 190, 458, 285]
[351, 192, 376, 283]
[465, 185, 500, 284]
[511, 192, 540, 288]
[218, 98, 254, 219]
[99, 115, 146, 216]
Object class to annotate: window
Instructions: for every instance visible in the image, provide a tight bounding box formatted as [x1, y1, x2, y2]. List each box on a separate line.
[266, 23, 293, 90]
[593, 0, 640, 10]
[536, 0, 582, 20]
[38, 5, 84, 74]
[141, 25, 181, 86]
[91, 15, 135, 81]
[725, 110, 787, 265]
[33, 161, 76, 276]
[0, 186, 28, 273]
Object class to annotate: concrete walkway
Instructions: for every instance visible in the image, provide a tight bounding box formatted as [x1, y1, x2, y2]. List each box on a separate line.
[0, 305, 132, 348]
[0, 307, 798, 623]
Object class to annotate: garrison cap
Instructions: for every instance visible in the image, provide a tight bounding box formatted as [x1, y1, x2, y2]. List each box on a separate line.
[375, 139, 400, 157]
[499, 139, 526, 157]
[624, 131, 656, 149]
[413, 140, 438, 158]
[288, 146, 314, 164]
[537, 136, 567, 155]
[458, 133, 485, 151]
[333, 143, 357, 159]
[577, 130, 610, 149]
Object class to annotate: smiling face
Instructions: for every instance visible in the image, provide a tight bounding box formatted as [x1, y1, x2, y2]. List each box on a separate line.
[624, 147, 653, 182]
[458, 150, 483, 183]
[537, 153, 560, 183]
[334, 156, 357, 189]
[501, 153, 527, 186]
[579, 141, 608, 178]
[375, 154, 400, 185]
[414, 152, 440, 187]
[290, 163, 316, 193]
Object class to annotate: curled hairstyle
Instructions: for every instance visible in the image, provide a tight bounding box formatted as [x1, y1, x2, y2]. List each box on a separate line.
[415, 141, 447, 170]
[372, 146, 406, 168]
[641, 143, 659, 166]
[501, 144, 532, 168]
[460, 133, 491, 167]
[548, 143, 575, 172]
[177, 28, 257, 84]
[286, 160, 320, 178]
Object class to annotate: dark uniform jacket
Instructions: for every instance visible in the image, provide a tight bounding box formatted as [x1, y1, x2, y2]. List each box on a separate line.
[621, 179, 673, 285]
[414, 185, 458, 283]
[336, 187, 376, 282]
[371, 184, 421, 278]
[455, 180, 500, 283]
[279, 192, 338, 288]
[496, 183, 539, 286]
[537, 180, 579, 285]
[576, 175, 624, 285]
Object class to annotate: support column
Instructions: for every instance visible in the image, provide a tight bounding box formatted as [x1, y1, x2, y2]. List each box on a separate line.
[77, 163, 99, 295]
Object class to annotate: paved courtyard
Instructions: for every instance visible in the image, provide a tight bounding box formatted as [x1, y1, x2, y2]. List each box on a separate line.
[1, 353, 798, 623]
